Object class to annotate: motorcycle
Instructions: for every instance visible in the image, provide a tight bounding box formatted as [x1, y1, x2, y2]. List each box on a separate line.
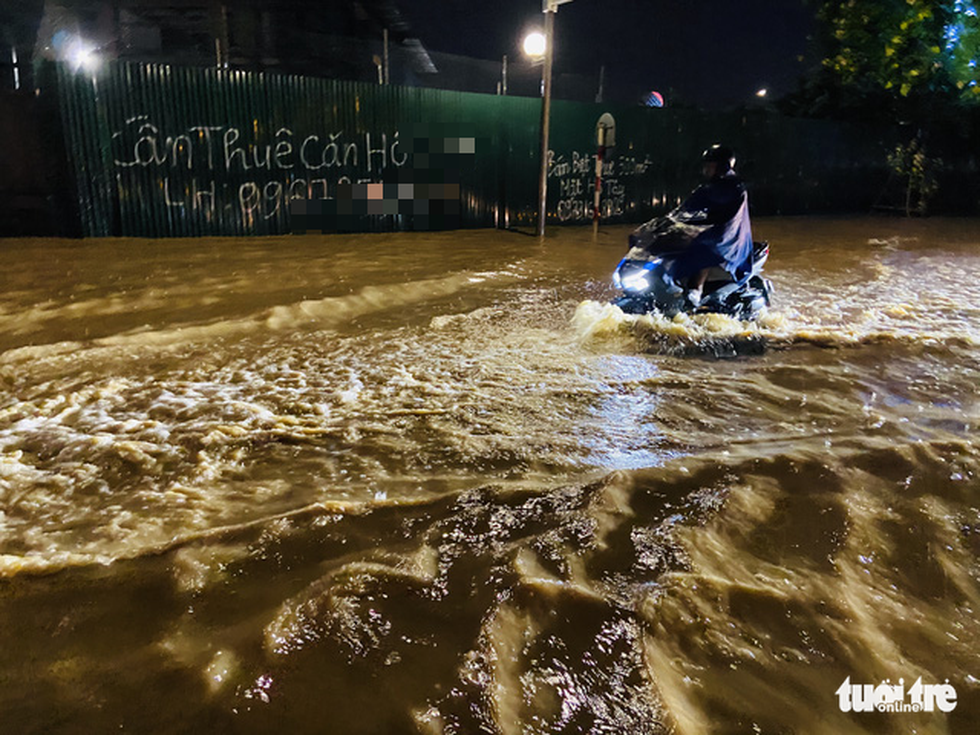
[611, 218, 773, 320]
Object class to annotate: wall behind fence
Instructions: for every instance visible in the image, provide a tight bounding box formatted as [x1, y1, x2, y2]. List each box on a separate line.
[53, 61, 895, 238]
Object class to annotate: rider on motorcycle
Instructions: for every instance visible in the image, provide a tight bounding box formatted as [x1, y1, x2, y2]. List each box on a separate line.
[629, 144, 754, 307]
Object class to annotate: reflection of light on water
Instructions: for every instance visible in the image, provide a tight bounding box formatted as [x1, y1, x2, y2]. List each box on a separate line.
[579, 356, 671, 470]
[244, 673, 274, 703]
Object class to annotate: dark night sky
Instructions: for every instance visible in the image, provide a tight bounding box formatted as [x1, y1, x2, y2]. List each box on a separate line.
[398, 0, 817, 108]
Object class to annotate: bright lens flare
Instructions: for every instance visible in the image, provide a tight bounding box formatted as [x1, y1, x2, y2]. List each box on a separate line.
[74, 48, 100, 72]
[523, 31, 547, 58]
[65, 37, 101, 73]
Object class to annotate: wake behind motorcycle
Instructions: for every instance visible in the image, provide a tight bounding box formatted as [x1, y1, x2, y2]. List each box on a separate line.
[611, 221, 773, 321]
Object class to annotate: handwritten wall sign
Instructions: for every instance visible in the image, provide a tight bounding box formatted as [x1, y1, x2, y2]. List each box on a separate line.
[547, 150, 652, 222]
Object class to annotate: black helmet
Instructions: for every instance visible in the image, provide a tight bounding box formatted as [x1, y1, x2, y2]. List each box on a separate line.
[702, 144, 735, 172]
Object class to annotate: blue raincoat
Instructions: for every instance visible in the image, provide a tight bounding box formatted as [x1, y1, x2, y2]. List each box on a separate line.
[666, 171, 754, 285]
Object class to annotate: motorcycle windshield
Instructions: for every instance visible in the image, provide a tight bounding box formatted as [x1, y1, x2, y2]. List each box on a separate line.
[628, 217, 703, 256]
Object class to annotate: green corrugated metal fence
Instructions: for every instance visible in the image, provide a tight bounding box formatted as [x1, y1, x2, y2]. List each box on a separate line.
[53, 61, 894, 238]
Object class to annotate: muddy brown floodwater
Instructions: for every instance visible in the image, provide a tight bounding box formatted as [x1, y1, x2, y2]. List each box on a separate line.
[0, 217, 978, 734]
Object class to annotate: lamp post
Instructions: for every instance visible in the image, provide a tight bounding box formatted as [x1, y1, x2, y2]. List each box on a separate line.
[536, 9, 554, 237]
[527, 0, 572, 237]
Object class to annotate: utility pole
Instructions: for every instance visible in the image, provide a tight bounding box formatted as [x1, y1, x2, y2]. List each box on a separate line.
[536, 0, 573, 236]
[535, 7, 554, 237]
[383, 28, 389, 84]
[210, 0, 229, 68]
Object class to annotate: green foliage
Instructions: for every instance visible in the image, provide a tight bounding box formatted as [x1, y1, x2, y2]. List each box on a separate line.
[945, 2, 980, 101]
[817, 0, 979, 103]
[886, 137, 943, 214]
[793, 2, 979, 215]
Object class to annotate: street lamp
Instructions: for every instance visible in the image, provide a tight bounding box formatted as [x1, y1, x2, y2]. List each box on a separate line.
[72, 46, 101, 73]
[523, 31, 546, 58]
[521, 29, 546, 96]
[529, 0, 573, 237]
[55, 33, 102, 74]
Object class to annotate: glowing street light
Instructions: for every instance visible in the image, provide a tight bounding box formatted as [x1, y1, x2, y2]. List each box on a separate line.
[523, 31, 546, 59]
[71, 45, 101, 73]
[53, 32, 102, 74]
[756, 88, 768, 98]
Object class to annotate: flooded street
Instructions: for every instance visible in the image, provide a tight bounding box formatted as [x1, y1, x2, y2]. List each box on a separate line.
[1, 217, 979, 733]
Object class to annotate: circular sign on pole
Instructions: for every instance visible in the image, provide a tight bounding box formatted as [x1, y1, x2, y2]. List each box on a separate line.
[596, 113, 616, 148]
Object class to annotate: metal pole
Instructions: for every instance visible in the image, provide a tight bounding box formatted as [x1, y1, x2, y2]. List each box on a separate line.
[502, 54, 508, 95]
[536, 9, 555, 237]
[211, 0, 229, 68]
[383, 28, 389, 84]
[592, 144, 604, 235]
[596, 64, 604, 103]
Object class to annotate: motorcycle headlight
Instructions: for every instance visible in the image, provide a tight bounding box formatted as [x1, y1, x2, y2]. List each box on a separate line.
[615, 259, 660, 293]
[622, 271, 651, 292]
